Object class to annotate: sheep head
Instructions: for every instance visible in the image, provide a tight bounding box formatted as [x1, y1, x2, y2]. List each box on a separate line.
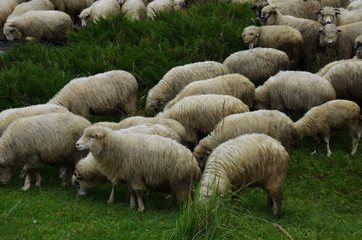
[259, 5, 278, 25]
[76, 126, 109, 151]
[242, 26, 260, 49]
[316, 7, 339, 25]
[3, 23, 21, 41]
[79, 7, 92, 28]
[319, 24, 341, 48]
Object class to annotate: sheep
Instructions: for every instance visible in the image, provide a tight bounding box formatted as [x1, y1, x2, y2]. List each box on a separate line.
[7, 0, 54, 21]
[294, 100, 361, 156]
[316, 58, 361, 76]
[317, 0, 350, 8]
[156, 94, 249, 146]
[259, 5, 323, 61]
[79, 0, 120, 27]
[0, 0, 18, 36]
[319, 22, 362, 59]
[347, 0, 362, 10]
[120, 0, 146, 20]
[242, 25, 303, 69]
[316, 7, 362, 26]
[254, 71, 336, 114]
[0, 112, 91, 191]
[164, 74, 255, 110]
[222, 48, 289, 87]
[76, 126, 201, 211]
[49, 0, 95, 18]
[321, 60, 362, 106]
[146, 61, 229, 116]
[47, 70, 138, 120]
[353, 35, 362, 59]
[0, 103, 69, 136]
[3, 10, 72, 42]
[193, 110, 297, 168]
[199, 133, 289, 220]
[72, 123, 185, 196]
[146, 0, 185, 19]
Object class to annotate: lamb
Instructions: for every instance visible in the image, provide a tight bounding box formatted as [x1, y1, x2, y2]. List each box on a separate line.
[316, 7, 362, 26]
[7, 0, 54, 21]
[242, 25, 303, 69]
[47, 70, 138, 119]
[120, 0, 146, 20]
[0, 0, 18, 36]
[254, 71, 336, 114]
[222, 48, 290, 86]
[0, 103, 69, 136]
[0, 112, 91, 191]
[164, 74, 255, 110]
[294, 100, 361, 156]
[321, 60, 362, 106]
[353, 35, 362, 59]
[49, 0, 95, 18]
[156, 94, 249, 146]
[347, 0, 362, 10]
[76, 126, 201, 211]
[146, 0, 185, 19]
[199, 133, 289, 220]
[3, 10, 72, 42]
[193, 110, 297, 168]
[319, 22, 362, 59]
[79, 0, 120, 27]
[146, 61, 229, 116]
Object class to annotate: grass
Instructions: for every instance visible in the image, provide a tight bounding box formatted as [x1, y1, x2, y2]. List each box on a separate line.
[0, 2, 361, 239]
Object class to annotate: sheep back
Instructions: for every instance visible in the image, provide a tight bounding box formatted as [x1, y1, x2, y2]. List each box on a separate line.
[7, 0, 54, 21]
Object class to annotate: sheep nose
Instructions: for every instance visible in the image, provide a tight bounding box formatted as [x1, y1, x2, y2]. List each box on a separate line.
[327, 40, 333, 47]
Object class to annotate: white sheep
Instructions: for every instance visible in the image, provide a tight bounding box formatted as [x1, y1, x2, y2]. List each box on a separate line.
[199, 133, 289, 220]
[254, 71, 336, 114]
[3, 10, 72, 41]
[79, 0, 120, 27]
[164, 73, 255, 110]
[146, 61, 229, 116]
[193, 110, 297, 168]
[76, 126, 201, 211]
[120, 0, 146, 20]
[0, 112, 91, 191]
[353, 35, 362, 59]
[0, 0, 18, 36]
[156, 94, 249, 146]
[48, 70, 138, 119]
[319, 22, 362, 59]
[316, 7, 362, 26]
[316, 58, 361, 76]
[7, 0, 54, 21]
[222, 48, 290, 86]
[242, 25, 303, 69]
[347, 0, 362, 10]
[294, 100, 361, 156]
[317, 0, 350, 8]
[49, 0, 95, 18]
[146, 0, 184, 19]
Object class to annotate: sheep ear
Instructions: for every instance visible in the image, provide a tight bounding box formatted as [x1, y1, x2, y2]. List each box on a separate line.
[316, 9, 322, 14]
[95, 131, 104, 139]
[334, 8, 341, 14]
[271, 7, 277, 14]
[9, 24, 17, 31]
[74, 170, 83, 180]
[256, 34, 259, 37]
[337, 29, 342, 33]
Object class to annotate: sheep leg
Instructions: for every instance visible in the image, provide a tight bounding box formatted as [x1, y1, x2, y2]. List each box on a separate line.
[62, 167, 73, 187]
[35, 170, 42, 187]
[127, 183, 136, 209]
[311, 136, 320, 154]
[22, 172, 31, 191]
[266, 195, 273, 208]
[323, 133, 332, 157]
[348, 121, 359, 155]
[134, 189, 145, 212]
[58, 167, 67, 179]
[272, 192, 283, 220]
[107, 185, 116, 204]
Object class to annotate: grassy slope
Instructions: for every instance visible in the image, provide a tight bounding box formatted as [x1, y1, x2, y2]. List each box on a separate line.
[0, 2, 361, 239]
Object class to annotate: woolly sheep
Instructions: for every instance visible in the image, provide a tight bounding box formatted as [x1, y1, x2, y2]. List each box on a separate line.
[317, 0, 350, 8]
[48, 70, 138, 119]
[79, 0, 120, 27]
[316, 58, 361, 76]
[242, 25, 303, 69]
[146, 0, 184, 19]
[0, 103, 69, 136]
[156, 94, 249, 146]
[0, 0, 18, 36]
[319, 22, 362, 59]
[321, 60, 362, 106]
[193, 110, 297, 168]
[316, 7, 362, 26]
[146, 61, 229, 116]
[254, 71, 336, 114]
[164, 74, 255, 110]
[199, 133, 289, 220]
[121, 0, 146, 20]
[259, 5, 323, 61]
[347, 0, 362, 10]
[353, 35, 362, 59]
[294, 100, 361, 156]
[7, 0, 54, 21]
[76, 126, 200, 211]
[0, 112, 91, 191]
[49, 0, 95, 18]
[3, 10, 72, 41]
[223, 48, 289, 86]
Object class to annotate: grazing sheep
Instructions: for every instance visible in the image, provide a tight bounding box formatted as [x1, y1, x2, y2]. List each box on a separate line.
[3, 10, 72, 41]
[156, 94, 249, 146]
[242, 25, 303, 69]
[347, 0, 362, 10]
[0, 103, 69, 136]
[353, 35, 362, 59]
[121, 0, 146, 20]
[79, 0, 120, 27]
[146, 0, 184, 18]
[76, 126, 201, 211]
[319, 22, 362, 59]
[193, 110, 297, 168]
[0, 112, 91, 191]
[49, 0, 95, 18]
[199, 134, 289, 220]
[48, 70, 138, 119]
[254, 71, 336, 114]
[317, 0, 350, 8]
[321, 60, 362, 106]
[222, 48, 289, 86]
[7, 0, 54, 21]
[259, 5, 323, 61]
[164, 74, 255, 110]
[146, 61, 229, 116]
[316, 58, 361, 76]
[0, 0, 18, 36]
[316, 7, 362, 26]
[294, 100, 361, 156]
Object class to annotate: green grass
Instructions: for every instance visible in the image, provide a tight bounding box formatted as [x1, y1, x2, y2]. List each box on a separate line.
[0, 2, 361, 239]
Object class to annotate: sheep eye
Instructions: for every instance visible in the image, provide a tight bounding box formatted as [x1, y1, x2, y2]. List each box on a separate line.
[10, 29, 15, 33]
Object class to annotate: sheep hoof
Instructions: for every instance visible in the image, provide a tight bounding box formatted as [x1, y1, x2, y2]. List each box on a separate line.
[35, 181, 42, 187]
[327, 151, 332, 157]
[107, 199, 114, 204]
[311, 150, 317, 155]
[22, 184, 30, 191]
[138, 206, 145, 212]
